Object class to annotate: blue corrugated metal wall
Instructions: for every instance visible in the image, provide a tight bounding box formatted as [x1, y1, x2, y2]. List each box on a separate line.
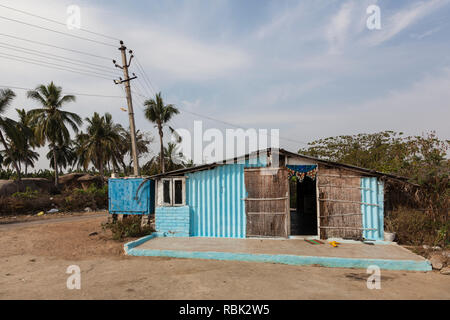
[361, 177, 384, 240]
[109, 178, 155, 215]
[186, 164, 247, 238]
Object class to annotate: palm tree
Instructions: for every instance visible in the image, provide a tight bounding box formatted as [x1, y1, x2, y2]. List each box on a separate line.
[118, 128, 152, 174]
[0, 89, 23, 181]
[27, 82, 82, 187]
[15, 109, 39, 174]
[80, 112, 122, 182]
[144, 92, 179, 173]
[46, 141, 76, 174]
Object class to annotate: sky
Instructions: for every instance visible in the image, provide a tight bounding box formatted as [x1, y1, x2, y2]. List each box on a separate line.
[1, 0, 449, 170]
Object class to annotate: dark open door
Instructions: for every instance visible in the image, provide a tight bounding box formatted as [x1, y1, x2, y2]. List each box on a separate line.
[244, 168, 289, 237]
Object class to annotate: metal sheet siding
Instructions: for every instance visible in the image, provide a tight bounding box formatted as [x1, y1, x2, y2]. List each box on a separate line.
[361, 177, 384, 240]
[186, 164, 247, 238]
[109, 178, 155, 215]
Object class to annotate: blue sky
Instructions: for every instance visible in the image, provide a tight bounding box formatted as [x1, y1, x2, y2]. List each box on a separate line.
[1, 0, 450, 169]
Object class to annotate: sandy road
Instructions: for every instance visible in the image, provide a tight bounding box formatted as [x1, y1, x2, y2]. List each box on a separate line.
[0, 216, 449, 299]
[0, 212, 107, 230]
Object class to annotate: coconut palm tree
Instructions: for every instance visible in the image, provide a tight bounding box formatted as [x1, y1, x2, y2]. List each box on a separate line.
[15, 109, 39, 174]
[46, 141, 76, 174]
[80, 112, 122, 182]
[118, 128, 152, 174]
[0, 89, 23, 181]
[144, 92, 179, 173]
[27, 82, 82, 187]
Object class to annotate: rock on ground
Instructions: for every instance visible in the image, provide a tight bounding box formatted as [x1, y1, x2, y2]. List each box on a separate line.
[430, 254, 445, 270]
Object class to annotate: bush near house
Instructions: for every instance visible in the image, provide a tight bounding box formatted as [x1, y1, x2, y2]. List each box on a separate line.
[102, 216, 154, 241]
[0, 184, 108, 216]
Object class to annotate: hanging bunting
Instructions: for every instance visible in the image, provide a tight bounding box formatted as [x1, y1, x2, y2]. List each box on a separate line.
[286, 165, 318, 182]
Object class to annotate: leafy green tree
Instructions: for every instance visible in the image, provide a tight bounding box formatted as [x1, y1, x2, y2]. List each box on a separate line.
[79, 112, 122, 182]
[0, 89, 23, 181]
[144, 92, 179, 173]
[27, 82, 82, 187]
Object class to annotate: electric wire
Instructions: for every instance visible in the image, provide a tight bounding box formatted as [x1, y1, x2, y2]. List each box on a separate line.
[0, 33, 111, 60]
[0, 3, 120, 41]
[0, 45, 120, 76]
[0, 15, 116, 47]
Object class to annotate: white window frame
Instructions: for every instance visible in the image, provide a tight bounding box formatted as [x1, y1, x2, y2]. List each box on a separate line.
[159, 177, 186, 207]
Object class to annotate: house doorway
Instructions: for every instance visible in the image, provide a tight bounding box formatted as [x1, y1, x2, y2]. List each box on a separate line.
[290, 176, 318, 236]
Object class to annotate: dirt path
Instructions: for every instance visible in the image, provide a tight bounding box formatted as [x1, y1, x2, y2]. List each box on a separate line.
[0, 217, 449, 299]
[0, 212, 107, 230]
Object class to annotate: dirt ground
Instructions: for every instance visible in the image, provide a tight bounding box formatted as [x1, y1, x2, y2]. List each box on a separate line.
[0, 214, 449, 300]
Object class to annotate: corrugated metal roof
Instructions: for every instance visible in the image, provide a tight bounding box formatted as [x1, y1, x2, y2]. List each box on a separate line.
[149, 148, 412, 184]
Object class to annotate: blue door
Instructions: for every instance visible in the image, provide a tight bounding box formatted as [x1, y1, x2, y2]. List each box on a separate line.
[360, 177, 384, 240]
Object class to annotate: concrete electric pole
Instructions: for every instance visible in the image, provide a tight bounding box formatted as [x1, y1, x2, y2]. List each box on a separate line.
[113, 40, 140, 176]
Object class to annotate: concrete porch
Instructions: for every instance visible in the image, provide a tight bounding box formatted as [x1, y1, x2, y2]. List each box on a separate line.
[124, 235, 431, 271]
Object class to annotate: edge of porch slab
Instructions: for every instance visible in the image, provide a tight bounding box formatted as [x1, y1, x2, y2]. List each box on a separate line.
[124, 234, 432, 272]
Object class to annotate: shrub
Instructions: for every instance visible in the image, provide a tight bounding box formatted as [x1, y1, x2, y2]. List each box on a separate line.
[63, 184, 108, 211]
[102, 216, 154, 241]
[385, 207, 449, 247]
[12, 187, 39, 199]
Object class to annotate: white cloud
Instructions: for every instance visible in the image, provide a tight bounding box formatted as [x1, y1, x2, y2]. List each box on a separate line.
[223, 68, 450, 142]
[365, 0, 449, 46]
[325, 1, 355, 54]
[130, 27, 250, 81]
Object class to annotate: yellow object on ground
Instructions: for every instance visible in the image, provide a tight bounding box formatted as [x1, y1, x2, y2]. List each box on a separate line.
[329, 241, 340, 247]
[37, 211, 44, 216]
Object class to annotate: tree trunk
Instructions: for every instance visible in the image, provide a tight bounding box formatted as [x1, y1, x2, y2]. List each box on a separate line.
[99, 160, 104, 186]
[121, 159, 127, 176]
[52, 146, 59, 188]
[158, 124, 165, 173]
[0, 131, 21, 182]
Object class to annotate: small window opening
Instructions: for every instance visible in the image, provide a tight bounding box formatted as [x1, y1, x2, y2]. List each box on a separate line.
[163, 180, 171, 204]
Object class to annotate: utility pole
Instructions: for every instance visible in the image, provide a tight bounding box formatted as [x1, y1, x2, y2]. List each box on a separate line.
[113, 40, 140, 176]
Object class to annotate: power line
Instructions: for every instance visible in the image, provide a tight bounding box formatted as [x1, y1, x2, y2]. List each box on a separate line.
[0, 41, 118, 72]
[0, 85, 126, 99]
[0, 3, 120, 41]
[0, 33, 111, 60]
[0, 44, 120, 76]
[134, 57, 157, 95]
[0, 53, 112, 80]
[0, 15, 116, 47]
[130, 90, 308, 145]
[0, 51, 116, 78]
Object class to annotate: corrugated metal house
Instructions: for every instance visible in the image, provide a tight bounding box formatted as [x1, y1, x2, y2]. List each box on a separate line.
[144, 148, 410, 241]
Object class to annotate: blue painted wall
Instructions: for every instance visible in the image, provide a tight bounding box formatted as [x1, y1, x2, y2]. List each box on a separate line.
[186, 164, 247, 238]
[109, 178, 155, 215]
[155, 206, 190, 237]
[361, 177, 384, 241]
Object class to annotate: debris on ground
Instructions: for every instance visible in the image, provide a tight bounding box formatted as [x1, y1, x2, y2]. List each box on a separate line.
[430, 254, 445, 270]
[329, 241, 340, 247]
[440, 267, 450, 275]
[47, 208, 59, 214]
[89, 232, 98, 236]
[37, 211, 44, 216]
